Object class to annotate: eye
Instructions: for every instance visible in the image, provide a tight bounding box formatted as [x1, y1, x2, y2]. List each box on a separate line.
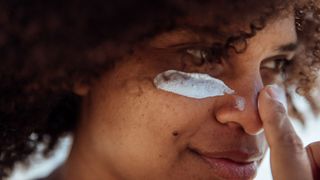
[260, 58, 291, 84]
[184, 47, 220, 66]
[260, 58, 290, 72]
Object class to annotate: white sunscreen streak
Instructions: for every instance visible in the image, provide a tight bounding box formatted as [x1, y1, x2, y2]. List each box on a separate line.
[153, 70, 235, 99]
[235, 96, 246, 111]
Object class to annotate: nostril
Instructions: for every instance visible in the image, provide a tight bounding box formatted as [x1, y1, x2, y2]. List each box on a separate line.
[245, 123, 264, 135]
[224, 121, 264, 135]
[225, 121, 243, 129]
[241, 109, 264, 135]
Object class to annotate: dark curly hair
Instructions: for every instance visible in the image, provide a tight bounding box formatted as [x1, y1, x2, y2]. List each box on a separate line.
[1, 0, 320, 178]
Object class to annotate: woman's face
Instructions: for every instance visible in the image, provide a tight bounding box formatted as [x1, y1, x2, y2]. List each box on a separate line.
[70, 11, 297, 180]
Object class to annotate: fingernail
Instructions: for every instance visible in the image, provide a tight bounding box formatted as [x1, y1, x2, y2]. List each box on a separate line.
[266, 84, 280, 99]
[266, 84, 287, 109]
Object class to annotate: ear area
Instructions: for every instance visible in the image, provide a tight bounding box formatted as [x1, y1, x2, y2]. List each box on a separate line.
[73, 81, 90, 96]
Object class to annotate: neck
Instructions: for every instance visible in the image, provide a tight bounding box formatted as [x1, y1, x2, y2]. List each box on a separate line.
[49, 136, 117, 180]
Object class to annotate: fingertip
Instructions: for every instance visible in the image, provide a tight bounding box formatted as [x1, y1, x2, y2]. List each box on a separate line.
[258, 85, 293, 144]
[258, 85, 287, 114]
[267, 85, 287, 107]
[257, 87, 270, 110]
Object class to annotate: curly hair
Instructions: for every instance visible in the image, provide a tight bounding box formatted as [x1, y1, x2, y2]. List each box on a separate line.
[1, 0, 320, 178]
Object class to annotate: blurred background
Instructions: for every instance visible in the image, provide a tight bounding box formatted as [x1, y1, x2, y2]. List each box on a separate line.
[6, 93, 320, 180]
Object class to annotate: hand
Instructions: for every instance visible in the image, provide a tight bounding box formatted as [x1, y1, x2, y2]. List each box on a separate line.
[258, 85, 320, 180]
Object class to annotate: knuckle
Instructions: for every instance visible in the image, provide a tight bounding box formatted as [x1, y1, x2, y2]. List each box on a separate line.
[272, 100, 287, 115]
[264, 103, 287, 125]
[264, 100, 287, 123]
[307, 141, 320, 148]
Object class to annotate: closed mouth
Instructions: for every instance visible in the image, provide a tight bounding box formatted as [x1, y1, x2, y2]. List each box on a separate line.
[189, 147, 261, 179]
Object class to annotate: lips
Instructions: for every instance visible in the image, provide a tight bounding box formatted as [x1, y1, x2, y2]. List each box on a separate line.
[190, 148, 262, 180]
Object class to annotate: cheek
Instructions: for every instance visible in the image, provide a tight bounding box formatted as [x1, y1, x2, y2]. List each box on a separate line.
[122, 79, 210, 150]
[88, 75, 209, 175]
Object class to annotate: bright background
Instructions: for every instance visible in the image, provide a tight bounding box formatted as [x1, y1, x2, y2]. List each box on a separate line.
[6, 95, 320, 180]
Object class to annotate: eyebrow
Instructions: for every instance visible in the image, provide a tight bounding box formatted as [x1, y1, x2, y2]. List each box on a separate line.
[276, 42, 298, 52]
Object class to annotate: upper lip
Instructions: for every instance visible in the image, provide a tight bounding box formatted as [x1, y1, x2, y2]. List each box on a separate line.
[191, 148, 263, 163]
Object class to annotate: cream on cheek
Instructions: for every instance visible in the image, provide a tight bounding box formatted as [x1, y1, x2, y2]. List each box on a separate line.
[153, 69, 235, 99]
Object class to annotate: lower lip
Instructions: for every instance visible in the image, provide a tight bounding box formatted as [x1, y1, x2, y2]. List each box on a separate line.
[201, 156, 258, 179]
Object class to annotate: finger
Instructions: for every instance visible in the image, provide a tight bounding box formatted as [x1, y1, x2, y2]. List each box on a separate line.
[258, 85, 312, 180]
[258, 85, 298, 149]
[306, 141, 320, 180]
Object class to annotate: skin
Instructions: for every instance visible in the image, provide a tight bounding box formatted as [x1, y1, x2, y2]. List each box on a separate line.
[259, 85, 320, 180]
[47, 9, 320, 180]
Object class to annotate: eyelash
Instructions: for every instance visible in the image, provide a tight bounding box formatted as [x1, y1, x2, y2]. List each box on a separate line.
[182, 46, 291, 72]
[183, 47, 221, 65]
[260, 58, 291, 72]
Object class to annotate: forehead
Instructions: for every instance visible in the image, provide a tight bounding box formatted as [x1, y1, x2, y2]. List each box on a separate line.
[245, 14, 297, 58]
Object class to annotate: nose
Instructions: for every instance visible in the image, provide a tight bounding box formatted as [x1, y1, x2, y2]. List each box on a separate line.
[215, 71, 264, 135]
